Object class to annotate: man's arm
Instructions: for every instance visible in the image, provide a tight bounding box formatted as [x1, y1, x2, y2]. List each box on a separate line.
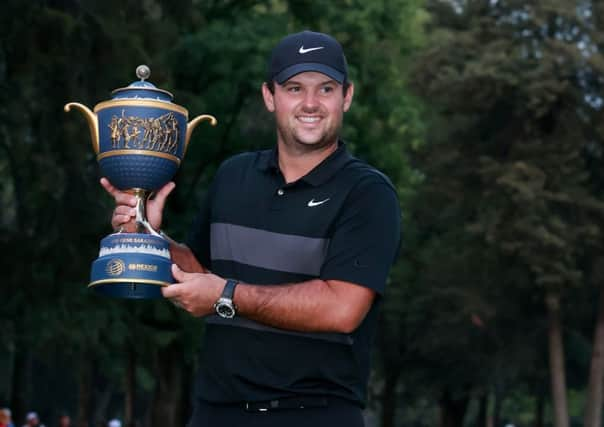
[236, 278, 375, 333]
[161, 265, 375, 334]
[161, 233, 208, 273]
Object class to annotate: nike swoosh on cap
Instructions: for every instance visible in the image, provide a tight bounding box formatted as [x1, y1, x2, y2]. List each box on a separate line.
[299, 45, 325, 54]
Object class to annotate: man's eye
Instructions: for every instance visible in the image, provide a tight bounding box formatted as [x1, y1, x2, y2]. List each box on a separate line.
[321, 86, 334, 93]
[288, 86, 301, 93]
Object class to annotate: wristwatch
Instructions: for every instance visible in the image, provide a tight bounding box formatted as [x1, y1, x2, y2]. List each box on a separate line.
[214, 279, 238, 319]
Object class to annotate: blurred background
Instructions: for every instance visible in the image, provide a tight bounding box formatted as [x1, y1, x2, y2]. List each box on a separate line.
[2, 0, 604, 426]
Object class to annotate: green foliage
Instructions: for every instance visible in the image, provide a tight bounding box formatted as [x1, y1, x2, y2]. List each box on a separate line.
[399, 0, 604, 425]
[0, 0, 425, 423]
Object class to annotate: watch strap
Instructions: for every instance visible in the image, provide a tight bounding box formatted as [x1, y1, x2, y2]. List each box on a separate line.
[222, 279, 238, 301]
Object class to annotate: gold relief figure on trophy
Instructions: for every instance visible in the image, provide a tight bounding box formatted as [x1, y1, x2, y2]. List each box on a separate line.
[109, 115, 121, 148]
[108, 111, 180, 154]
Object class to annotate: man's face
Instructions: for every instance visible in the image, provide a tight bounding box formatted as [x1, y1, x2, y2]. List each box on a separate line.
[262, 71, 354, 153]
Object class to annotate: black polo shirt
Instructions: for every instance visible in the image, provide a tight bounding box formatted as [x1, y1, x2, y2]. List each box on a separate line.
[186, 142, 401, 406]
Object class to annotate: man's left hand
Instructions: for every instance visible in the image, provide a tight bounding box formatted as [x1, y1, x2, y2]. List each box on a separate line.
[162, 264, 224, 316]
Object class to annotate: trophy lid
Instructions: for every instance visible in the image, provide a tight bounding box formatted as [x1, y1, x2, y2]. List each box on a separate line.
[110, 65, 174, 102]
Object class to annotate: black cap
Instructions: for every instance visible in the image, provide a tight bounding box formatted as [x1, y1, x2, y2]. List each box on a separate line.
[267, 31, 348, 84]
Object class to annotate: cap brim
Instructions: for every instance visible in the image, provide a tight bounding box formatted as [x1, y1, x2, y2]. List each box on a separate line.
[274, 63, 346, 84]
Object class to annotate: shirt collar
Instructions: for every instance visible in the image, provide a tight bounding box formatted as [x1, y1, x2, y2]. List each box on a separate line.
[255, 141, 354, 186]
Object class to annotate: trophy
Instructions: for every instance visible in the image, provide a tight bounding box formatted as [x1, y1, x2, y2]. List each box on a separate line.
[65, 65, 216, 299]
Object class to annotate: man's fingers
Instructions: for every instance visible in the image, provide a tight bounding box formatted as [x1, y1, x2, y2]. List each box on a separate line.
[112, 214, 134, 230]
[111, 206, 137, 230]
[169, 299, 184, 309]
[149, 182, 175, 211]
[100, 177, 137, 206]
[171, 263, 190, 283]
[156, 181, 176, 200]
[100, 177, 116, 194]
[161, 283, 182, 299]
[114, 192, 137, 207]
[100, 177, 123, 199]
[115, 205, 136, 217]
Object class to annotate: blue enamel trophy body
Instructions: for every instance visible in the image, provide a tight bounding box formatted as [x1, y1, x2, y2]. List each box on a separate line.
[65, 66, 216, 298]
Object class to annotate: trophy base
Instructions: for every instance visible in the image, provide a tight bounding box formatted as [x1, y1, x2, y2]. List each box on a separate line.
[90, 281, 166, 299]
[89, 233, 172, 299]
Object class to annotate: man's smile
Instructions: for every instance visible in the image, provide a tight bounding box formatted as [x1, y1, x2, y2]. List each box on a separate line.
[297, 116, 322, 124]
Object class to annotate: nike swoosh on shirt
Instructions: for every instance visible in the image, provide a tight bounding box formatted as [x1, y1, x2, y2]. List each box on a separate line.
[299, 46, 325, 54]
[307, 198, 330, 207]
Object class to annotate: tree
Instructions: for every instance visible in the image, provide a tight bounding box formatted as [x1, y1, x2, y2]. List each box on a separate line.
[409, 1, 604, 427]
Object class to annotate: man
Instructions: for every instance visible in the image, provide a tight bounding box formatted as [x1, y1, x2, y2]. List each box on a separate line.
[0, 409, 9, 427]
[56, 414, 70, 427]
[0, 409, 14, 427]
[102, 30, 401, 426]
[21, 413, 44, 427]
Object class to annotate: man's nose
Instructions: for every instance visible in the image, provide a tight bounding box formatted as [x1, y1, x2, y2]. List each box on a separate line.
[302, 91, 320, 110]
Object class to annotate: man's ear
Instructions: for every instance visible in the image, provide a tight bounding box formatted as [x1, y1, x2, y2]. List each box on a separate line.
[262, 82, 275, 112]
[343, 82, 354, 112]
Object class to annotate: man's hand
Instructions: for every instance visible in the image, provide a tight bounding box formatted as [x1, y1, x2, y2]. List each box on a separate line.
[162, 264, 224, 317]
[100, 177, 175, 232]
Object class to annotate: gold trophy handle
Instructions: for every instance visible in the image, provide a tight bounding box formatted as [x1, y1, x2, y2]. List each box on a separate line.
[185, 114, 217, 153]
[64, 102, 100, 155]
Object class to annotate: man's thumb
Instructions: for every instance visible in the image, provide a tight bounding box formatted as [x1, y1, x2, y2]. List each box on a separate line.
[171, 263, 188, 283]
[152, 182, 176, 208]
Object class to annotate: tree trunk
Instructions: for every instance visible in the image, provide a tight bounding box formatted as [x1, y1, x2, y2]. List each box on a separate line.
[10, 346, 32, 426]
[476, 392, 488, 427]
[150, 343, 184, 427]
[439, 388, 469, 427]
[545, 291, 569, 427]
[584, 283, 604, 427]
[180, 359, 194, 427]
[534, 392, 544, 427]
[124, 344, 136, 426]
[492, 382, 503, 427]
[380, 370, 400, 427]
[92, 385, 113, 427]
[376, 314, 404, 427]
[76, 357, 92, 427]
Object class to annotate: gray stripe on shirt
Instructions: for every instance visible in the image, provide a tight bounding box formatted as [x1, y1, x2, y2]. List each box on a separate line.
[210, 223, 329, 276]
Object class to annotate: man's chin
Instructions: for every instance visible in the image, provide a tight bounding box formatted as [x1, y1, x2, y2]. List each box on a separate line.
[293, 138, 337, 152]
[294, 132, 334, 147]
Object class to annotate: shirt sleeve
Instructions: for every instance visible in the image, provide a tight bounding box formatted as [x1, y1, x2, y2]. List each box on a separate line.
[319, 178, 401, 294]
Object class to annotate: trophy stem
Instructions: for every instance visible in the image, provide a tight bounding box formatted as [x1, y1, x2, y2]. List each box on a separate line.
[131, 189, 161, 236]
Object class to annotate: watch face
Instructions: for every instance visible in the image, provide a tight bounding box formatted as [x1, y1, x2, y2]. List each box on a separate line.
[216, 301, 235, 319]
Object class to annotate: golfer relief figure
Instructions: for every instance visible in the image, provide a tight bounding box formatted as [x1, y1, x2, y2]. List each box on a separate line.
[102, 31, 401, 427]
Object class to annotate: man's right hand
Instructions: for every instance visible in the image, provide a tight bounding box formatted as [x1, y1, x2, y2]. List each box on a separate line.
[100, 177, 176, 232]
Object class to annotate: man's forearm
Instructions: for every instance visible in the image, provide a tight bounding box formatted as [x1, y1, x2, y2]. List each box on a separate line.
[233, 279, 375, 334]
[162, 233, 207, 273]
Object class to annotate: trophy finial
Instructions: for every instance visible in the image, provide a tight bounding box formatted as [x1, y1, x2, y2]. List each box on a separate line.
[136, 65, 151, 81]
